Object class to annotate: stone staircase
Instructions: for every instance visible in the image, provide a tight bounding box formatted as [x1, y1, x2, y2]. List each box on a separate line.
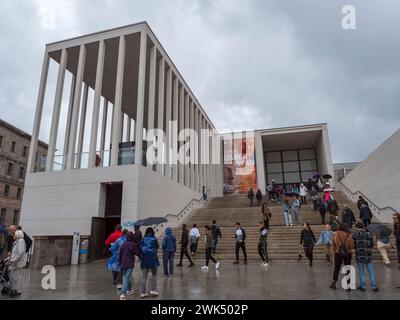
[167, 192, 397, 263]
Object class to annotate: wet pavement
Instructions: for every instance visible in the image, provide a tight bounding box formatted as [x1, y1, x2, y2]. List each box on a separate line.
[1, 260, 399, 300]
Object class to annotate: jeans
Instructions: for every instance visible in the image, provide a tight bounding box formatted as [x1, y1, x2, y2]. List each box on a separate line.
[258, 241, 269, 263]
[190, 241, 198, 254]
[284, 211, 292, 225]
[205, 247, 217, 266]
[356, 261, 377, 289]
[320, 213, 326, 225]
[333, 253, 352, 282]
[141, 267, 158, 294]
[163, 251, 175, 276]
[212, 238, 219, 254]
[121, 268, 133, 295]
[377, 240, 391, 264]
[292, 210, 302, 225]
[112, 270, 123, 284]
[235, 241, 247, 261]
[304, 246, 314, 265]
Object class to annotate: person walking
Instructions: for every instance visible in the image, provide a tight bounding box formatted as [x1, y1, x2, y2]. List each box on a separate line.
[359, 203, 373, 228]
[342, 205, 356, 230]
[317, 199, 327, 225]
[211, 220, 222, 254]
[162, 228, 176, 277]
[258, 222, 269, 267]
[177, 224, 194, 267]
[133, 224, 143, 257]
[330, 223, 355, 290]
[201, 225, 220, 272]
[119, 231, 138, 300]
[256, 189, 263, 207]
[299, 183, 308, 205]
[189, 224, 201, 256]
[140, 227, 160, 298]
[299, 223, 316, 266]
[223, 185, 229, 197]
[316, 224, 334, 265]
[309, 187, 319, 212]
[248, 188, 255, 207]
[233, 222, 247, 264]
[267, 184, 274, 202]
[8, 230, 26, 298]
[261, 203, 272, 230]
[394, 213, 400, 269]
[326, 197, 339, 218]
[376, 228, 392, 266]
[357, 196, 368, 210]
[352, 223, 379, 292]
[283, 199, 293, 226]
[107, 229, 128, 289]
[291, 197, 302, 225]
[105, 224, 123, 250]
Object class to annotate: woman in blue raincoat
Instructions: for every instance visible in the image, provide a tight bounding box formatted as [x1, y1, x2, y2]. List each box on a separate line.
[107, 229, 127, 288]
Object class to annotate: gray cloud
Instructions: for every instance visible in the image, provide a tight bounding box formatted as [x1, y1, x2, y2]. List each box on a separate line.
[0, 0, 399, 163]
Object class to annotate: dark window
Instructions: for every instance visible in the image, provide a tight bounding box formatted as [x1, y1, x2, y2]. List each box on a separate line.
[0, 136, 3, 148]
[23, 146, 28, 157]
[0, 209, 6, 225]
[13, 210, 20, 225]
[17, 188, 22, 200]
[7, 162, 13, 176]
[19, 167, 25, 179]
[4, 185, 10, 197]
[11, 141, 16, 153]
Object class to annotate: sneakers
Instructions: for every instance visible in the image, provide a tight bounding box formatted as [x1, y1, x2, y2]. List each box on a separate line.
[150, 291, 159, 297]
[262, 262, 269, 267]
[201, 266, 209, 272]
[260, 262, 265, 266]
[117, 283, 123, 289]
[372, 287, 379, 292]
[215, 262, 220, 269]
[141, 293, 149, 299]
[120, 294, 126, 300]
[126, 290, 135, 296]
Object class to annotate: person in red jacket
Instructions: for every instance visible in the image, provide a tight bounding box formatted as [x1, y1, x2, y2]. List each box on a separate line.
[105, 225, 123, 247]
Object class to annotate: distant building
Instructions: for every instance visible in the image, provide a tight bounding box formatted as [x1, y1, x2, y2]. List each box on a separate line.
[0, 119, 47, 226]
[333, 162, 361, 183]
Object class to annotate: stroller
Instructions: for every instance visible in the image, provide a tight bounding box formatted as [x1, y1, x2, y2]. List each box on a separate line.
[0, 259, 12, 296]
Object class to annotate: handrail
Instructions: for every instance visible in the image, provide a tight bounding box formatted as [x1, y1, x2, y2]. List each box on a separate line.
[153, 189, 211, 233]
[337, 181, 397, 214]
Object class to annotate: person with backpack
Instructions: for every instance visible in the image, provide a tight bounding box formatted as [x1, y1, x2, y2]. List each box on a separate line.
[201, 225, 220, 272]
[328, 214, 340, 232]
[261, 203, 272, 230]
[326, 197, 339, 217]
[211, 220, 222, 254]
[352, 223, 379, 292]
[330, 223, 355, 290]
[291, 197, 302, 225]
[140, 227, 160, 298]
[107, 229, 128, 289]
[316, 224, 334, 265]
[317, 199, 327, 225]
[189, 224, 201, 257]
[359, 203, 373, 228]
[119, 231, 138, 300]
[133, 224, 143, 257]
[309, 187, 319, 212]
[248, 188, 255, 207]
[233, 222, 247, 264]
[256, 189, 263, 207]
[177, 224, 194, 267]
[342, 205, 356, 230]
[299, 223, 316, 266]
[357, 196, 368, 210]
[162, 228, 176, 277]
[258, 222, 269, 267]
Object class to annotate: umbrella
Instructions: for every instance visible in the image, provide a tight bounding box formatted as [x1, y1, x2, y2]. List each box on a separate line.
[323, 174, 333, 180]
[135, 217, 168, 226]
[367, 224, 392, 237]
[313, 173, 322, 179]
[323, 188, 335, 192]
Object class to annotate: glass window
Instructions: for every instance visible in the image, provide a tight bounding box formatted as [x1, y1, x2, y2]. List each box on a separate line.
[301, 171, 318, 181]
[282, 150, 298, 161]
[13, 210, 20, 225]
[19, 167, 25, 179]
[17, 188, 22, 200]
[283, 161, 299, 172]
[300, 160, 317, 171]
[0, 136, 3, 148]
[7, 162, 13, 176]
[284, 172, 301, 184]
[299, 149, 315, 160]
[266, 162, 282, 174]
[23, 146, 28, 157]
[11, 141, 16, 153]
[268, 173, 283, 184]
[0, 209, 6, 225]
[265, 152, 281, 162]
[4, 185, 10, 197]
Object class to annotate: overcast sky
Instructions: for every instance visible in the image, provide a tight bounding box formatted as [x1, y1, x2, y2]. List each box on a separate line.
[0, 0, 399, 163]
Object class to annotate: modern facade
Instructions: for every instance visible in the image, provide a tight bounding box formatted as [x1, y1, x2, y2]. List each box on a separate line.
[20, 22, 334, 267]
[333, 162, 360, 184]
[0, 119, 47, 226]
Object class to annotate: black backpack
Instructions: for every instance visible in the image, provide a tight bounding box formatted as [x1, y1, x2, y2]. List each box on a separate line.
[337, 233, 350, 258]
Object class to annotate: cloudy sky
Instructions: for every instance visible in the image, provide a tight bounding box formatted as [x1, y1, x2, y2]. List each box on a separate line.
[0, 0, 399, 162]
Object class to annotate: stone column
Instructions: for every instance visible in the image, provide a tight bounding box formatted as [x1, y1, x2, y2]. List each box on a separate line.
[63, 75, 76, 169]
[184, 92, 190, 187]
[46, 48, 68, 172]
[255, 131, 266, 195]
[189, 100, 195, 190]
[100, 99, 108, 163]
[147, 44, 157, 169]
[88, 40, 106, 168]
[76, 83, 89, 168]
[110, 35, 126, 166]
[172, 77, 179, 182]
[156, 58, 165, 174]
[178, 85, 184, 184]
[27, 51, 50, 174]
[165, 68, 172, 179]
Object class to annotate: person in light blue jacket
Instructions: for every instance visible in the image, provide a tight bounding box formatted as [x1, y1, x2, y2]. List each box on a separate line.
[283, 199, 292, 226]
[316, 224, 334, 265]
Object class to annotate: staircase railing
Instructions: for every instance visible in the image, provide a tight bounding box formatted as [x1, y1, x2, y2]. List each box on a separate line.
[153, 189, 211, 235]
[337, 181, 397, 221]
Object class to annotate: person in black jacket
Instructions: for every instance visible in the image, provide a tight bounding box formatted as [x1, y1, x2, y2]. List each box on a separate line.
[341, 205, 356, 230]
[299, 223, 316, 266]
[359, 204, 373, 227]
[233, 222, 247, 264]
[248, 189, 255, 207]
[357, 196, 368, 210]
[176, 224, 194, 267]
[256, 189, 263, 207]
[317, 199, 327, 225]
[211, 220, 222, 254]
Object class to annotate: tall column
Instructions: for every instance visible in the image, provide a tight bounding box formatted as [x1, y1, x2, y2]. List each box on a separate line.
[66, 44, 86, 170]
[100, 99, 108, 166]
[156, 58, 165, 174]
[27, 51, 50, 173]
[110, 35, 126, 166]
[63, 75, 76, 168]
[189, 100, 195, 190]
[147, 44, 157, 169]
[126, 117, 131, 142]
[88, 40, 106, 168]
[46, 48, 68, 172]
[165, 68, 172, 179]
[178, 86, 185, 184]
[255, 131, 266, 195]
[184, 93, 190, 187]
[197, 110, 202, 192]
[172, 77, 179, 182]
[134, 31, 147, 166]
[76, 83, 89, 168]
